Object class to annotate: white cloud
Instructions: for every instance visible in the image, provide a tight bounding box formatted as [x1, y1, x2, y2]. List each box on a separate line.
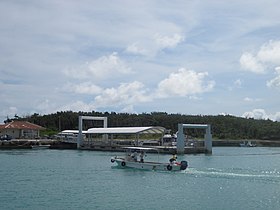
[1, 1, 280, 123]
[126, 33, 185, 56]
[59, 101, 96, 113]
[219, 113, 234, 116]
[244, 97, 253, 102]
[64, 52, 132, 79]
[242, 109, 280, 121]
[63, 82, 102, 95]
[240, 40, 280, 90]
[228, 79, 242, 91]
[120, 105, 135, 113]
[234, 79, 242, 87]
[154, 33, 185, 49]
[239, 52, 265, 74]
[243, 97, 261, 102]
[188, 95, 202, 100]
[59, 68, 215, 113]
[242, 109, 268, 120]
[267, 66, 280, 89]
[94, 81, 151, 108]
[33, 98, 66, 116]
[36, 99, 52, 113]
[275, 112, 280, 122]
[0, 107, 18, 122]
[257, 40, 280, 64]
[126, 42, 147, 55]
[156, 68, 215, 98]
[240, 40, 280, 74]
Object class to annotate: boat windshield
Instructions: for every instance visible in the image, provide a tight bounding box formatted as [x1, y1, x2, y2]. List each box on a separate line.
[123, 146, 157, 151]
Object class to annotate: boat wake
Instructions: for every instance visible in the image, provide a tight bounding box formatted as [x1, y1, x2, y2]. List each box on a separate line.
[184, 167, 280, 183]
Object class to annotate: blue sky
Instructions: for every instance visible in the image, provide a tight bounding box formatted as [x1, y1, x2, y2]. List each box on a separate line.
[1, 0, 280, 123]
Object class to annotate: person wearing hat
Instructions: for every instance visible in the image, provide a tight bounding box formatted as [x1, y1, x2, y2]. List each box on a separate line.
[169, 153, 177, 164]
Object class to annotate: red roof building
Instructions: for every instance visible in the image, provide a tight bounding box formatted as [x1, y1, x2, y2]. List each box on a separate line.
[0, 121, 45, 139]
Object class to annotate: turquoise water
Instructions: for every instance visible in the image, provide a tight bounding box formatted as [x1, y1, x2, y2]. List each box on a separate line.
[1, 147, 280, 210]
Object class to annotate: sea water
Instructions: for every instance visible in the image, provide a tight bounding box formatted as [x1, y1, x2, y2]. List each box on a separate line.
[0, 147, 280, 210]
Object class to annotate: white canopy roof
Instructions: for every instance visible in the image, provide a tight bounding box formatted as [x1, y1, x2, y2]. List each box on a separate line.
[87, 126, 165, 135]
[59, 130, 87, 134]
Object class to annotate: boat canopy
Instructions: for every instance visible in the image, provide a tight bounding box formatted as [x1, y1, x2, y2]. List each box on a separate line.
[123, 146, 158, 151]
[87, 126, 165, 135]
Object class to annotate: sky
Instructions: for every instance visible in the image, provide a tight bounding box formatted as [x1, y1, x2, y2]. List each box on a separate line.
[1, 0, 280, 123]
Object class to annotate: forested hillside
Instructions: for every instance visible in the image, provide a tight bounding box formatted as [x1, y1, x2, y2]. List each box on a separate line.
[10, 111, 280, 140]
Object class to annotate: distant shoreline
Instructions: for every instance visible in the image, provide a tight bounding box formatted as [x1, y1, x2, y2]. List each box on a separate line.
[212, 139, 280, 147]
[1, 138, 280, 149]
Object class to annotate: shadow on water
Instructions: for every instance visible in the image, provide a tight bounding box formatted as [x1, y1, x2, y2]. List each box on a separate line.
[110, 165, 187, 174]
[0, 150, 33, 156]
[111, 165, 163, 172]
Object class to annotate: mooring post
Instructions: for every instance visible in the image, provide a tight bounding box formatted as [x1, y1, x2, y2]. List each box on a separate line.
[78, 116, 108, 149]
[177, 123, 213, 154]
[177, 123, 185, 154]
[78, 116, 83, 149]
[205, 125, 212, 154]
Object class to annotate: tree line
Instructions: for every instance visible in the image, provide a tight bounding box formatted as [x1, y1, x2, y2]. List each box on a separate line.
[9, 111, 280, 140]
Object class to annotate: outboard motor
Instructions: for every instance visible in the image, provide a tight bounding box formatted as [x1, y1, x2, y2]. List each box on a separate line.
[180, 161, 188, 170]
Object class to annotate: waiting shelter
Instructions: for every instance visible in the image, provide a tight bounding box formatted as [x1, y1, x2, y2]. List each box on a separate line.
[86, 126, 166, 147]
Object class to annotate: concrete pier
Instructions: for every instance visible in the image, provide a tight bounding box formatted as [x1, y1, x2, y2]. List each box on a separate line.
[177, 124, 212, 154]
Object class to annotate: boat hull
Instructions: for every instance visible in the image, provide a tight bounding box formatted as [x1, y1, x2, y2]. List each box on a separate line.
[111, 157, 187, 171]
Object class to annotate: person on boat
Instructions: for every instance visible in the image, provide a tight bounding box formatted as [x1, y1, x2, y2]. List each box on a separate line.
[140, 151, 144, 163]
[169, 153, 177, 164]
[126, 151, 132, 161]
[131, 151, 138, 162]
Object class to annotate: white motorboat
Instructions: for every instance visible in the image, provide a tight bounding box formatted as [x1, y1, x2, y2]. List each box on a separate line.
[110, 147, 188, 171]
